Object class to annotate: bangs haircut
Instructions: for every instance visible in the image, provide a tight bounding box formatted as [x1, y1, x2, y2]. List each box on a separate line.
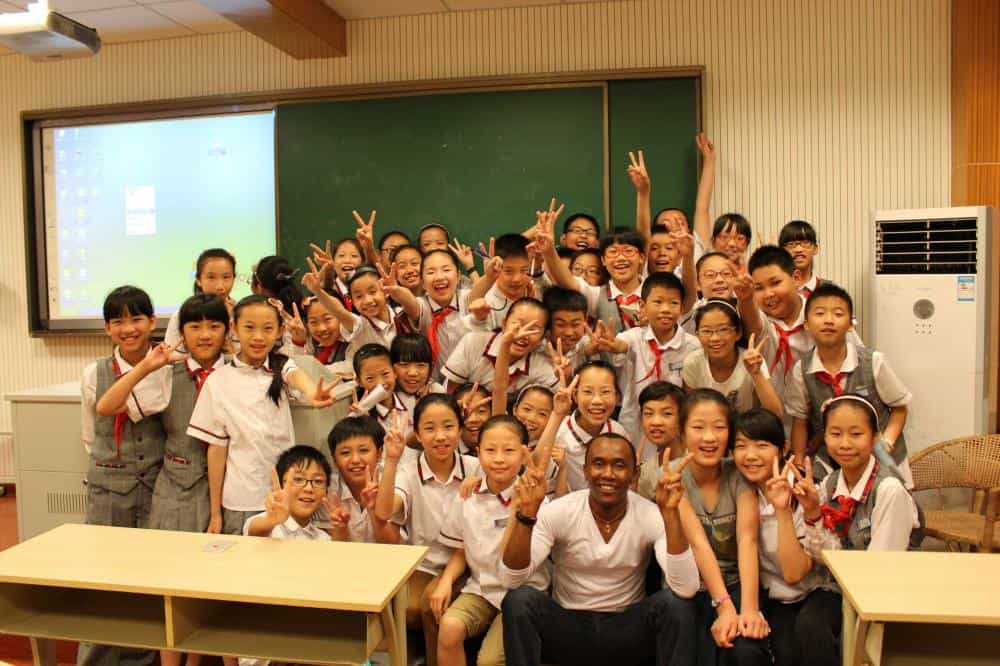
[734, 408, 785, 449]
[275, 445, 332, 486]
[479, 414, 529, 446]
[495, 233, 530, 260]
[103, 285, 154, 321]
[805, 282, 854, 318]
[352, 342, 392, 377]
[712, 213, 752, 242]
[747, 245, 796, 277]
[328, 415, 386, 451]
[638, 381, 685, 410]
[640, 271, 685, 302]
[778, 219, 818, 246]
[390, 332, 433, 365]
[178, 293, 229, 329]
[542, 286, 588, 315]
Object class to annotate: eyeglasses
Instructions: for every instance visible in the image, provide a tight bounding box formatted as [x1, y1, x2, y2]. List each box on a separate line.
[288, 477, 328, 489]
[783, 240, 815, 250]
[604, 246, 640, 259]
[697, 325, 737, 338]
[572, 267, 603, 278]
[700, 270, 734, 281]
[567, 227, 598, 238]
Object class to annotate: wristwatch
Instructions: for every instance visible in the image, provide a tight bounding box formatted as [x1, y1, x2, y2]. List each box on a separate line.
[711, 593, 731, 608]
[515, 510, 537, 527]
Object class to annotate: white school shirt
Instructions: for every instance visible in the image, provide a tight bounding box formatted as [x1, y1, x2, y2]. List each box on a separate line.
[242, 514, 332, 541]
[392, 451, 482, 575]
[556, 414, 631, 492]
[610, 325, 702, 439]
[681, 348, 769, 414]
[756, 491, 835, 603]
[803, 455, 919, 558]
[576, 276, 643, 329]
[81, 347, 172, 453]
[483, 283, 518, 331]
[343, 305, 408, 364]
[798, 274, 820, 297]
[499, 490, 699, 612]
[414, 290, 472, 379]
[441, 331, 559, 393]
[439, 479, 551, 609]
[186, 355, 299, 511]
[336, 470, 380, 544]
[394, 382, 447, 433]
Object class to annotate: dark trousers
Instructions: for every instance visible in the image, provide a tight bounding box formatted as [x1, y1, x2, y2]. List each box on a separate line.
[688, 583, 771, 666]
[765, 589, 842, 666]
[502, 585, 696, 666]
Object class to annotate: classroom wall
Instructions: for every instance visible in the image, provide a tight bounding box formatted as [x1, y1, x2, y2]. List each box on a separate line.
[0, 0, 950, 432]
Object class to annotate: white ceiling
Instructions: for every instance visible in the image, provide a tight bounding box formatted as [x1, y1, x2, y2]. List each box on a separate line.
[0, 0, 621, 55]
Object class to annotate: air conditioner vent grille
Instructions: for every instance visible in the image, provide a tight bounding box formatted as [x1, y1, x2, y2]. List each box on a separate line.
[875, 218, 978, 274]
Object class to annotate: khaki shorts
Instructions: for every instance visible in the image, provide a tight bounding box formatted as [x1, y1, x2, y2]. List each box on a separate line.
[444, 593, 505, 666]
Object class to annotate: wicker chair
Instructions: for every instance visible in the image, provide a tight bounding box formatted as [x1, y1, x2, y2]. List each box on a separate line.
[909, 434, 1000, 552]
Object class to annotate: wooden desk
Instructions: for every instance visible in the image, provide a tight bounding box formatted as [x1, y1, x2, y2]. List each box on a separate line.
[0, 524, 426, 666]
[823, 550, 1000, 666]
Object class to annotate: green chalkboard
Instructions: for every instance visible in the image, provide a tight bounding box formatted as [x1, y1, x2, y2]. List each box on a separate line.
[276, 78, 700, 267]
[608, 78, 700, 229]
[277, 86, 606, 266]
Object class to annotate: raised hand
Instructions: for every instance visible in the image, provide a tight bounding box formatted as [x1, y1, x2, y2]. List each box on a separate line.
[552, 371, 578, 416]
[281, 302, 308, 346]
[546, 338, 572, 378]
[310, 375, 340, 408]
[383, 411, 407, 463]
[627, 149, 650, 195]
[502, 321, 543, 351]
[468, 297, 490, 322]
[449, 237, 476, 271]
[656, 452, 692, 511]
[352, 209, 376, 247]
[457, 383, 490, 419]
[323, 493, 350, 530]
[309, 240, 333, 267]
[359, 464, 380, 511]
[376, 262, 404, 299]
[790, 456, 821, 519]
[742, 333, 768, 376]
[302, 257, 333, 295]
[672, 229, 695, 259]
[763, 457, 794, 511]
[550, 444, 566, 467]
[477, 237, 496, 261]
[730, 262, 755, 301]
[145, 341, 187, 370]
[265, 467, 291, 525]
[696, 132, 716, 162]
[514, 444, 548, 519]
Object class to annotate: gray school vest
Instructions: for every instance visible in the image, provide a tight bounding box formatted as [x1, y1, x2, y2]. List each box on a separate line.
[88, 357, 165, 493]
[594, 287, 628, 335]
[804, 345, 908, 467]
[681, 458, 746, 587]
[161, 363, 208, 489]
[822, 466, 924, 551]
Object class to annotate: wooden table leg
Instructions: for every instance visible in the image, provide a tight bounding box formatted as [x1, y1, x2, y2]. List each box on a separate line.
[382, 580, 409, 666]
[842, 595, 857, 666]
[29, 637, 56, 666]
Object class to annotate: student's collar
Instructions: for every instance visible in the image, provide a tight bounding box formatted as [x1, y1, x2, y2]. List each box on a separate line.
[568, 411, 612, 444]
[607, 280, 641, 300]
[806, 343, 857, 375]
[113, 346, 143, 373]
[484, 332, 531, 374]
[834, 455, 877, 501]
[335, 277, 349, 295]
[429, 292, 460, 313]
[282, 515, 321, 536]
[185, 355, 225, 374]
[642, 324, 684, 350]
[802, 274, 819, 293]
[375, 392, 406, 419]
[476, 477, 515, 506]
[364, 306, 398, 334]
[417, 450, 468, 484]
[231, 354, 272, 372]
[772, 295, 807, 330]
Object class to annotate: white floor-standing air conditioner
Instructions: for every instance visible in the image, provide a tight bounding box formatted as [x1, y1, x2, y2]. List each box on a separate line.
[871, 206, 996, 457]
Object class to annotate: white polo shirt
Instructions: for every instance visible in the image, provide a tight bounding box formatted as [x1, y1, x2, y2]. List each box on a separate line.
[610, 325, 701, 438]
[392, 451, 482, 575]
[414, 290, 472, 379]
[343, 305, 409, 363]
[439, 478, 551, 609]
[394, 383, 447, 435]
[555, 414, 631, 492]
[756, 492, 835, 603]
[81, 347, 172, 453]
[483, 283, 520, 331]
[682, 348, 769, 413]
[441, 331, 559, 393]
[242, 514, 332, 541]
[187, 356, 299, 511]
[498, 490, 700, 612]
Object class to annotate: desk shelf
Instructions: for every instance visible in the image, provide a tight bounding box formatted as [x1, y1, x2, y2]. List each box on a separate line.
[0, 583, 166, 648]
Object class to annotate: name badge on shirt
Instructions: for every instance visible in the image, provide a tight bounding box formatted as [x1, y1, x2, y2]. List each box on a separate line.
[856, 517, 871, 530]
[855, 386, 871, 397]
[669, 361, 685, 372]
[494, 517, 509, 529]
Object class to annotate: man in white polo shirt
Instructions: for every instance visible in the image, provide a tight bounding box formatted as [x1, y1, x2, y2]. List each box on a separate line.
[500, 433, 700, 666]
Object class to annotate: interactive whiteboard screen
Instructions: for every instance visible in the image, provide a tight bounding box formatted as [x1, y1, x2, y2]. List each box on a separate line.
[39, 111, 276, 326]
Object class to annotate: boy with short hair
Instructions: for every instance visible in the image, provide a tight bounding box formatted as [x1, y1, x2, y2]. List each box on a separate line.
[634, 381, 686, 501]
[482, 233, 536, 330]
[779, 219, 826, 298]
[784, 283, 913, 484]
[418, 223, 451, 253]
[542, 287, 591, 374]
[560, 213, 601, 251]
[243, 445, 333, 539]
[590, 272, 701, 443]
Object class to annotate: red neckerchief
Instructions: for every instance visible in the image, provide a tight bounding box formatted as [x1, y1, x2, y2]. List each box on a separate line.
[820, 460, 879, 540]
[608, 286, 639, 328]
[772, 322, 804, 376]
[314, 345, 337, 365]
[816, 370, 846, 396]
[187, 364, 214, 397]
[333, 280, 353, 312]
[636, 339, 665, 383]
[111, 355, 128, 456]
[428, 305, 456, 363]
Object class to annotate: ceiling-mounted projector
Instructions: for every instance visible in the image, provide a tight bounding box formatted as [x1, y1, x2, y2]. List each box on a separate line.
[0, 1, 101, 61]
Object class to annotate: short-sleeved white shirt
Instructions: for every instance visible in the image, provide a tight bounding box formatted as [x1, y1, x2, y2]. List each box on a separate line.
[682, 348, 769, 413]
[441, 331, 559, 393]
[415, 290, 472, 379]
[610, 325, 701, 438]
[392, 451, 482, 575]
[576, 276, 643, 328]
[81, 347, 172, 453]
[498, 490, 700, 612]
[555, 414, 631, 492]
[483, 283, 519, 331]
[343, 305, 408, 363]
[439, 479, 551, 609]
[242, 514, 332, 541]
[187, 355, 299, 511]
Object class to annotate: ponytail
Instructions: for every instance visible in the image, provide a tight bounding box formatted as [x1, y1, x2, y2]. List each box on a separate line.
[266, 349, 289, 406]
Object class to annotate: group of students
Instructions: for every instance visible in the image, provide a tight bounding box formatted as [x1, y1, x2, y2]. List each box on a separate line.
[80, 135, 923, 666]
